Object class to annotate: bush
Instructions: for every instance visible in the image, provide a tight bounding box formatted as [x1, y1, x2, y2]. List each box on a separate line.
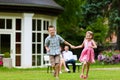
[97, 50, 120, 64]
[3, 52, 10, 58]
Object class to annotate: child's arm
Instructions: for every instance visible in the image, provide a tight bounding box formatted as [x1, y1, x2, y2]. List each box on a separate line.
[45, 46, 50, 52]
[91, 40, 97, 48]
[64, 41, 74, 48]
[74, 43, 84, 49]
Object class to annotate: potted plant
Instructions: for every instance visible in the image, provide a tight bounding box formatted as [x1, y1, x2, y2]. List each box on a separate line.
[3, 52, 12, 68]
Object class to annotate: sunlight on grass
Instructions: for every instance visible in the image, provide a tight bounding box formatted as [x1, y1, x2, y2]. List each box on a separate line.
[0, 63, 120, 80]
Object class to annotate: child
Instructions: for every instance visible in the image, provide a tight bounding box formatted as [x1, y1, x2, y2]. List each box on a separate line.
[72, 31, 97, 79]
[59, 46, 69, 73]
[59, 53, 69, 73]
[45, 25, 73, 80]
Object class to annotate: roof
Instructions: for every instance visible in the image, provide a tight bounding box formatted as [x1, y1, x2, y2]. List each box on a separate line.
[0, 0, 64, 16]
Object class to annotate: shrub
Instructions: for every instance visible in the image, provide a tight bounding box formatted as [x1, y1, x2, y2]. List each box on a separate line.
[97, 50, 120, 64]
[3, 52, 10, 58]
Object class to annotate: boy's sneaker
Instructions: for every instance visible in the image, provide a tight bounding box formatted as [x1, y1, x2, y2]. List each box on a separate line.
[53, 71, 56, 77]
[56, 77, 59, 80]
[66, 68, 69, 71]
[66, 68, 71, 73]
[59, 71, 62, 74]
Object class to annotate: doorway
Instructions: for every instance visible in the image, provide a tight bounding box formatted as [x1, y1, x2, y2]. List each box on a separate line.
[0, 34, 11, 55]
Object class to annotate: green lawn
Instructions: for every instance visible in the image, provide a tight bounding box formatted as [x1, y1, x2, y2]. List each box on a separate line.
[0, 63, 120, 80]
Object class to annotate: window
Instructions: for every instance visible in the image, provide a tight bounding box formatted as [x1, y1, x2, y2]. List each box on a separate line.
[15, 19, 22, 66]
[32, 18, 51, 66]
[0, 19, 12, 29]
[0, 19, 5, 29]
[16, 19, 21, 30]
[43, 20, 49, 30]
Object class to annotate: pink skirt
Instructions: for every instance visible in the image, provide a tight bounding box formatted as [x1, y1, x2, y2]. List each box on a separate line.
[79, 48, 95, 63]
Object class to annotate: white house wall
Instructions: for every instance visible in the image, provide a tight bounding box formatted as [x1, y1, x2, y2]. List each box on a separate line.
[0, 12, 57, 68]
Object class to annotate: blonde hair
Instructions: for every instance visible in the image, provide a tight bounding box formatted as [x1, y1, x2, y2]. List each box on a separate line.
[86, 31, 94, 39]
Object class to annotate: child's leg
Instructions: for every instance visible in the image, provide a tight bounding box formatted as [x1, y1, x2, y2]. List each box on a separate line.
[55, 63, 60, 77]
[80, 62, 86, 78]
[84, 62, 90, 79]
[49, 55, 55, 73]
[82, 61, 87, 74]
[63, 60, 68, 71]
[54, 55, 60, 78]
[59, 61, 62, 72]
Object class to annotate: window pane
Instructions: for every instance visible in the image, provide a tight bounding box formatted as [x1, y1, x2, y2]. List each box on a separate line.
[47, 21, 49, 30]
[6, 19, 12, 29]
[16, 33, 21, 42]
[37, 44, 41, 53]
[32, 44, 36, 54]
[37, 20, 41, 31]
[43, 21, 46, 30]
[0, 34, 10, 53]
[16, 19, 21, 30]
[37, 33, 41, 42]
[32, 19, 36, 31]
[32, 55, 36, 66]
[32, 33, 36, 42]
[16, 56, 21, 66]
[16, 44, 21, 54]
[37, 55, 41, 66]
[0, 19, 5, 29]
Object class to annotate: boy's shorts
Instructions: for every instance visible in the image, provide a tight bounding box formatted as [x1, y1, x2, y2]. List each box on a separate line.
[49, 54, 60, 67]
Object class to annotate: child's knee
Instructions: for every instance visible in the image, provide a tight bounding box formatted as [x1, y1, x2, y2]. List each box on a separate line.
[83, 61, 87, 64]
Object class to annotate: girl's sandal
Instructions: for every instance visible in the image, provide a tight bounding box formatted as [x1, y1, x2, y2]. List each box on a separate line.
[80, 74, 84, 79]
[83, 75, 88, 79]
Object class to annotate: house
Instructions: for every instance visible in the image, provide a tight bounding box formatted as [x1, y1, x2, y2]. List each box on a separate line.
[0, 0, 63, 68]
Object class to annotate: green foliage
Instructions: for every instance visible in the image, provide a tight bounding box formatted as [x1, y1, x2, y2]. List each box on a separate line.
[81, 0, 111, 27]
[4, 52, 10, 58]
[54, 0, 86, 45]
[54, 0, 110, 46]
[108, 0, 120, 50]
[102, 50, 113, 57]
[109, 10, 120, 31]
[86, 17, 109, 44]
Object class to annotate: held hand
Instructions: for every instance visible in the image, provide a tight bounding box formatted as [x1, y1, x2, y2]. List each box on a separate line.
[46, 48, 50, 52]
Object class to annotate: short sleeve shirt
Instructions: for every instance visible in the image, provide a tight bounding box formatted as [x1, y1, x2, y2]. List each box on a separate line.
[62, 51, 74, 61]
[45, 34, 65, 55]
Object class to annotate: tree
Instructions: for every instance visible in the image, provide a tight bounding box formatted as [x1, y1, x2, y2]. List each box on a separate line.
[55, 0, 110, 46]
[108, 0, 120, 50]
[54, 0, 86, 45]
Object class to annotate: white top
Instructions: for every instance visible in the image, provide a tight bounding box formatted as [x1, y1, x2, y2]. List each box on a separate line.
[62, 51, 74, 61]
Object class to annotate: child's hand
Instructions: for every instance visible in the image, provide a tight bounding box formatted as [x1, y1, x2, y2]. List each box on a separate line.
[89, 46, 93, 48]
[46, 48, 50, 52]
[71, 45, 76, 49]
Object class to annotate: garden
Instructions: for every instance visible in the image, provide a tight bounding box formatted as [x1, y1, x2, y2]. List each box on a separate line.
[98, 50, 120, 65]
[0, 0, 120, 80]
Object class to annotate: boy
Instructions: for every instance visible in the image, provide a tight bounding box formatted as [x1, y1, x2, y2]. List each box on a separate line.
[45, 25, 73, 80]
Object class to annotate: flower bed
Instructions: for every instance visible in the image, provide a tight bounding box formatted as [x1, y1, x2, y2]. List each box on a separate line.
[97, 50, 120, 64]
[0, 56, 3, 66]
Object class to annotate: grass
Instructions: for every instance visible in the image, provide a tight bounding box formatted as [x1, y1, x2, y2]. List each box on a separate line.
[0, 63, 120, 80]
